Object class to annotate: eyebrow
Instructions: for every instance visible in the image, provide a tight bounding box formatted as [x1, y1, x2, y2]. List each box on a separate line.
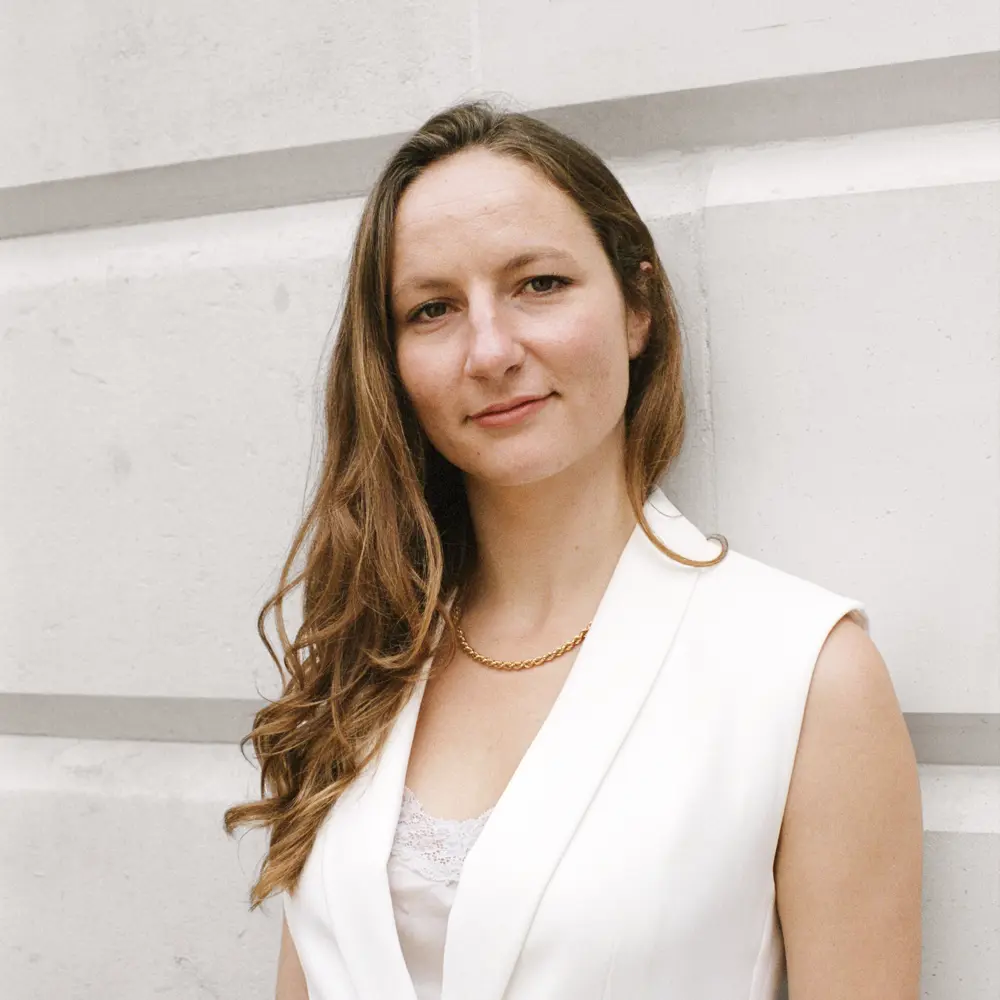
[392, 246, 577, 299]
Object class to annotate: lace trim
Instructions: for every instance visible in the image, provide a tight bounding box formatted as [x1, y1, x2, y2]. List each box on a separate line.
[389, 786, 494, 884]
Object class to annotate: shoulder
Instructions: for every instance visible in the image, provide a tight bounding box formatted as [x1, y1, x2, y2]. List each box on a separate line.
[792, 616, 910, 777]
[781, 616, 916, 832]
[774, 617, 924, 993]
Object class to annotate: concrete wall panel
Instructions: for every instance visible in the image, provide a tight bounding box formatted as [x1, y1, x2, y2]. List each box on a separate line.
[0, 736, 279, 1000]
[480, 0, 1000, 113]
[0, 203, 363, 698]
[3, 2, 998, 191]
[0, 0, 474, 188]
[703, 137, 1000, 713]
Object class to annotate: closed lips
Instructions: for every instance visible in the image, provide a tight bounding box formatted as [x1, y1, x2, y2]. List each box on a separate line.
[474, 394, 549, 417]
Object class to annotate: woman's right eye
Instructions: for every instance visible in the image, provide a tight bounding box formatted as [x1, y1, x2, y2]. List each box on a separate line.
[410, 301, 448, 323]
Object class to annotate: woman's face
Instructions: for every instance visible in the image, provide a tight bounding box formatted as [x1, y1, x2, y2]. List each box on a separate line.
[390, 147, 650, 489]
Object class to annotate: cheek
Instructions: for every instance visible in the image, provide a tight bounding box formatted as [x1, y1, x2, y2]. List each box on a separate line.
[558, 316, 630, 403]
[396, 346, 449, 427]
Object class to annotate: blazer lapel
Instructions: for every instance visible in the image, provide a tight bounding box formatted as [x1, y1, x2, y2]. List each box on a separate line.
[321, 486, 720, 1000]
[440, 486, 720, 1000]
[320, 651, 432, 1000]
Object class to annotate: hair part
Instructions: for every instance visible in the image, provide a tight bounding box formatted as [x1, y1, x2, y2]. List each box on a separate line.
[223, 98, 728, 910]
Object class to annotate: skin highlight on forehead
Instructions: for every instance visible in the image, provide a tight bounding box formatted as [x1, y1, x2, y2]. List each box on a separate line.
[394, 150, 555, 233]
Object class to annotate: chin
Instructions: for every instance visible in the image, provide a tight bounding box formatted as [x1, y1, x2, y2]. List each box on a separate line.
[463, 451, 582, 489]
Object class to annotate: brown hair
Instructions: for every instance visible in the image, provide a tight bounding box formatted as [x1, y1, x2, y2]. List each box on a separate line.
[223, 98, 728, 909]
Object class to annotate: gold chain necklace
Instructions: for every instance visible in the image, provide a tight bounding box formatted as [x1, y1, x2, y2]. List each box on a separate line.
[451, 603, 592, 671]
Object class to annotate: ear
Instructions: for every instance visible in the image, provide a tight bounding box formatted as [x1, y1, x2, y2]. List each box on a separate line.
[627, 260, 654, 359]
[627, 308, 652, 359]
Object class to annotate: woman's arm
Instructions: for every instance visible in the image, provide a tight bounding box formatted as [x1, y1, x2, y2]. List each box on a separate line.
[775, 615, 923, 998]
[275, 913, 310, 1000]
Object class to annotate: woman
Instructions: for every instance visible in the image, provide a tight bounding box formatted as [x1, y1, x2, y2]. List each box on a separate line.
[224, 100, 923, 999]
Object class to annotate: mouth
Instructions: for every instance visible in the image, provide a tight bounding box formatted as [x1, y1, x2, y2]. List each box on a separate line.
[470, 393, 553, 426]
[472, 394, 551, 419]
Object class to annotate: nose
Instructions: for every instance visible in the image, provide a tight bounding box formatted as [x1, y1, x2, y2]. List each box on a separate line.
[463, 292, 524, 379]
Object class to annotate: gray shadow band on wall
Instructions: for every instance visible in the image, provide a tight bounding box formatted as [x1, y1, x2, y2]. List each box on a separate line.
[0, 694, 998, 765]
[0, 52, 996, 241]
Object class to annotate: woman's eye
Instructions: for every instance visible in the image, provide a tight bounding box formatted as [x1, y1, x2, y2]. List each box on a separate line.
[525, 274, 570, 294]
[407, 275, 569, 324]
[411, 301, 448, 322]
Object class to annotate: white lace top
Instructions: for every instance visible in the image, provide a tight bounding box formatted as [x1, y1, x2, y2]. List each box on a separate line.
[386, 787, 494, 999]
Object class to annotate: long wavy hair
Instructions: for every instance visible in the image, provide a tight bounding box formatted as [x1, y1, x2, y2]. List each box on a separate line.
[223, 98, 728, 909]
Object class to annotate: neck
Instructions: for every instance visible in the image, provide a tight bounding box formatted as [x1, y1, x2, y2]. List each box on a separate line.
[460, 434, 640, 636]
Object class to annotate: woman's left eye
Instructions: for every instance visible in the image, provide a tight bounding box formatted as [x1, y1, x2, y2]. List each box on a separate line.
[524, 275, 571, 295]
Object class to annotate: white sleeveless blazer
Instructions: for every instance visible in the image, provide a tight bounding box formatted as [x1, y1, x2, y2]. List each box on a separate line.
[281, 485, 868, 1000]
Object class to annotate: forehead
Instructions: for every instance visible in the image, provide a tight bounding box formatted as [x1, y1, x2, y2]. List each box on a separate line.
[391, 150, 594, 288]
